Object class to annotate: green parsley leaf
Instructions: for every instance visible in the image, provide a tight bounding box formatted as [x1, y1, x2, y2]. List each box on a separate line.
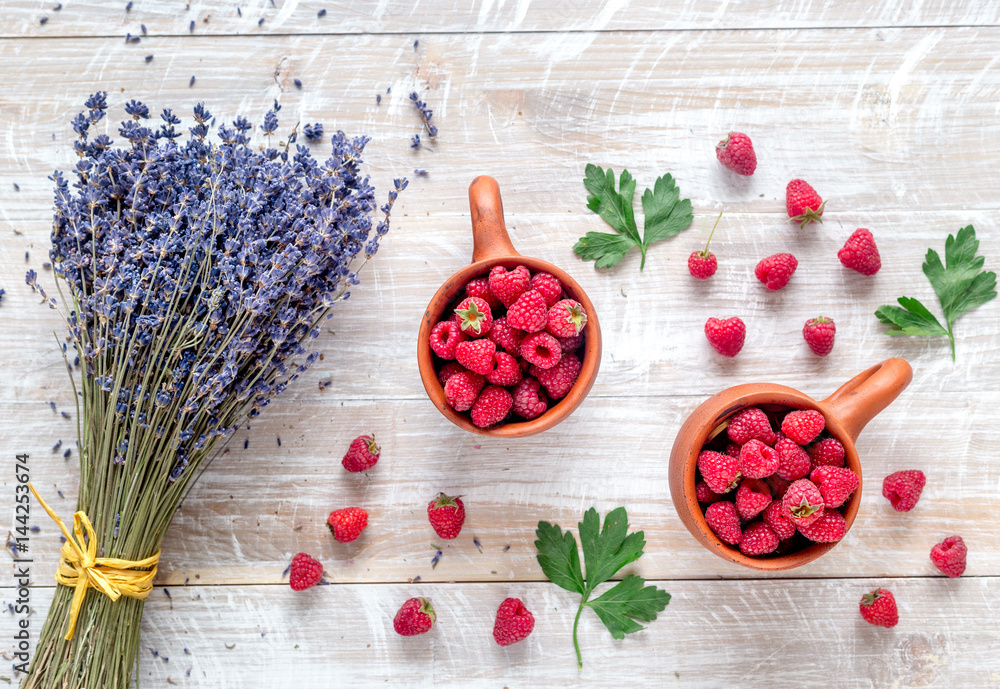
[876, 225, 996, 360]
[535, 507, 670, 669]
[575, 164, 693, 270]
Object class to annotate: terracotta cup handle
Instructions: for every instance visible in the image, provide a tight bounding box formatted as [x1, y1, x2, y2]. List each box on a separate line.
[469, 175, 520, 263]
[822, 358, 912, 443]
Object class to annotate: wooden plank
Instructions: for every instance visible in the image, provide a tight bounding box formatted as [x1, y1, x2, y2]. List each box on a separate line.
[2, 579, 997, 686]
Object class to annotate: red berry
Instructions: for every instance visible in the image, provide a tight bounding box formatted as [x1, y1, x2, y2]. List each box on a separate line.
[859, 588, 898, 628]
[327, 507, 368, 543]
[695, 480, 724, 504]
[393, 597, 436, 636]
[429, 320, 467, 360]
[739, 439, 779, 479]
[444, 370, 485, 412]
[455, 338, 497, 376]
[803, 316, 836, 356]
[506, 290, 548, 333]
[486, 351, 523, 386]
[342, 434, 380, 472]
[453, 296, 493, 336]
[427, 493, 465, 539]
[465, 276, 501, 310]
[546, 299, 587, 338]
[781, 409, 825, 445]
[488, 316, 525, 355]
[471, 385, 513, 428]
[557, 333, 584, 352]
[530, 272, 563, 307]
[765, 475, 793, 500]
[797, 508, 846, 543]
[809, 466, 859, 508]
[688, 251, 718, 279]
[488, 265, 530, 308]
[511, 377, 548, 420]
[755, 253, 798, 291]
[735, 478, 772, 520]
[930, 535, 967, 577]
[289, 552, 323, 591]
[808, 437, 846, 470]
[882, 470, 926, 512]
[697, 450, 741, 494]
[531, 352, 580, 399]
[786, 179, 825, 228]
[838, 229, 881, 276]
[739, 521, 779, 556]
[727, 407, 777, 445]
[782, 479, 825, 528]
[492, 597, 535, 646]
[438, 361, 465, 386]
[774, 437, 811, 481]
[715, 132, 757, 175]
[762, 500, 797, 540]
[704, 317, 745, 357]
[705, 501, 742, 545]
[726, 443, 742, 458]
[520, 332, 562, 369]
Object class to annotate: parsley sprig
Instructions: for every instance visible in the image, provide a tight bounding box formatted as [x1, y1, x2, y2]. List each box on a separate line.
[876, 225, 996, 360]
[535, 507, 670, 669]
[574, 164, 693, 269]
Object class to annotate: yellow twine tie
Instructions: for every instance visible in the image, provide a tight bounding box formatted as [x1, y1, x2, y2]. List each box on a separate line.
[29, 483, 160, 641]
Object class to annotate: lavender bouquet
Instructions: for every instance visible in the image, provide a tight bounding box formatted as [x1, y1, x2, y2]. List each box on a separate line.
[24, 93, 404, 688]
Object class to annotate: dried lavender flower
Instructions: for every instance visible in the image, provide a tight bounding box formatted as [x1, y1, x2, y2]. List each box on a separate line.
[410, 134, 420, 149]
[40, 16, 49, 24]
[376, 94, 381, 105]
[126, 1, 133, 10]
[145, 54, 153, 62]
[189, 20, 195, 32]
[294, 78, 302, 88]
[189, 75, 196, 86]
[317, 8, 327, 17]
[303, 122, 324, 142]
[408, 92, 438, 140]
[414, 169, 427, 176]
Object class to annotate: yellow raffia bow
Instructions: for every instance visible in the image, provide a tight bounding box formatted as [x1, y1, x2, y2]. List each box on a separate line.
[29, 483, 160, 640]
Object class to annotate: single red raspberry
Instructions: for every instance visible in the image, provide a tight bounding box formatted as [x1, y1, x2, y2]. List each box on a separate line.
[838, 228, 881, 276]
[704, 316, 745, 357]
[444, 370, 485, 412]
[531, 352, 581, 399]
[705, 501, 742, 545]
[488, 316, 525, 355]
[781, 409, 825, 445]
[493, 597, 535, 646]
[774, 437, 811, 481]
[453, 296, 493, 336]
[715, 132, 757, 175]
[859, 588, 898, 628]
[762, 500, 797, 540]
[437, 362, 465, 386]
[739, 439, 779, 479]
[486, 351, 523, 386]
[808, 437, 846, 469]
[327, 506, 368, 543]
[735, 478, 772, 520]
[530, 272, 563, 307]
[797, 508, 846, 543]
[506, 290, 548, 333]
[930, 535, 967, 577]
[465, 276, 501, 311]
[765, 475, 792, 500]
[289, 552, 323, 591]
[511, 377, 548, 420]
[393, 597, 436, 636]
[545, 299, 587, 338]
[882, 470, 926, 512]
[557, 333, 583, 352]
[697, 450, 741, 494]
[342, 434, 380, 472]
[470, 385, 513, 428]
[488, 265, 530, 308]
[786, 179, 825, 228]
[809, 466, 859, 508]
[781, 479, 825, 528]
[695, 480, 724, 504]
[739, 521, 779, 556]
[688, 251, 718, 279]
[755, 253, 798, 290]
[455, 339, 497, 376]
[727, 407, 777, 445]
[803, 316, 836, 356]
[429, 320, 467, 360]
[520, 332, 562, 369]
[427, 493, 465, 539]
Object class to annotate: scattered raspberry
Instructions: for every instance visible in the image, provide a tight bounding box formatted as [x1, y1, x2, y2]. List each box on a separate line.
[697, 450, 741, 494]
[289, 552, 323, 591]
[444, 371, 485, 412]
[782, 479, 825, 528]
[437, 362, 465, 386]
[838, 229, 881, 276]
[471, 385, 513, 428]
[809, 466, 859, 508]
[453, 296, 493, 336]
[530, 272, 563, 307]
[327, 507, 368, 543]
[704, 316, 746, 357]
[796, 508, 846, 543]
[735, 478, 772, 520]
[765, 474, 792, 499]
[488, 316, 525, 355]
[519, 332, 561, 370]
[727, 407, 777, 445]
[427, 493, 466, 540]
[786, 179, 825, 228]
[493, 597, 535, 646]
[393, 597, 436, 636]
[488, 265, 530, 308]
[455, 338, 497, 376]
[739, 521, 779, 556]
[715, 131, 757, 175]
[705, 501, 742, 545]
[688, 250, 718, 279]
[465, 276, 501, 311]
[486, 351, 523, 386]
[557, 333, 583, 352]
[882, 470, 926, 512]
[546, 299, 587, 338]
[739, 439, 779, 479]
[859, 588, 898, 628]
[781, 409, 825, 445]
[774, 437, 811, 481]
[531, 352, 581, 399]
[808, 437, 846, 469]
[762, 501, 797, 540]
[342, 434, 380, 472]
[429, 320, 467, 360]
[695, 480, 724, 504]
[930, 535, 967, 578]
[803, 316, 836, 356]
[511, 377, 548, 420]
[755, 253, 798, 291]
[506, 290, 548, 333]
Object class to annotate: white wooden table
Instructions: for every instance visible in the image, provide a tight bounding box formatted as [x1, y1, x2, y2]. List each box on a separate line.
[2, 1, 999, 686]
